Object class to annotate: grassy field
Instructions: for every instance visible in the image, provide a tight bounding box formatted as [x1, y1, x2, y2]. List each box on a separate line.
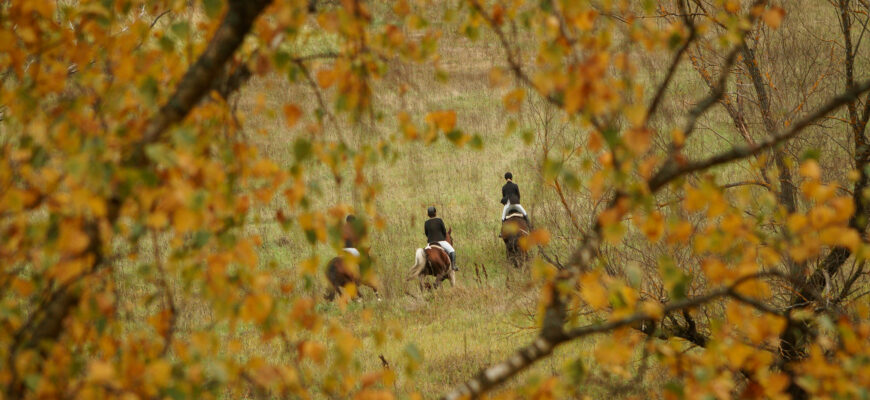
[134, 3, 852, 398]
[211, 18, 671, 395]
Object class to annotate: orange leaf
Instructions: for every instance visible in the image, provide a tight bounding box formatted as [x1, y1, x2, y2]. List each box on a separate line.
[503, 88, 525, 112]
[283, 104, 302, 128]
[762, 7, 786, 29]
[424, 110, 457, 132]
[59, 220, 90, 254]
[317, 68, 336, 88]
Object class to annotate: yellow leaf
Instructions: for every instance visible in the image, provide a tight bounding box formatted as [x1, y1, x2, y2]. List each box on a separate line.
[579, 272, 608, 310]
[726, 343, 753, 368]
[424, 110, 456, 132]
[667, 220, 693, 244]
[787, 213, 808, 232]
[625, 104, 646, 127]
[59, 220, 90, 254]
[146, 211, 168, 229]
[830, 196, 855, 223]
[317, 68, 336, 88]
[283, 104, 302, 128]
[503, 89, 525, 112]
[820, 227, 860, 251]
[11, 277, 34, 296]
[298, 340, 326, 363]
[624, 127, 652, 154]
[640, 301, 663, 320]
[724, 0, 740, 13]
[241, 293, 274, 323]
[760, 247, 782, 266]
[145, 359, 172, 388]
[235, 239, 258, 269]
[587, 130, 603, 152]
[762, 7, 786, 29]
[671, 129, 685, 147]
[172, 208, 197, 234]
[799, 159, 820, 179]
[641, 212, 664, 242]
[809, 206, 835, 229]
[50, 257, 90, 283]
[702, 258, 729, 283]
[489, 67, 507, 88]
[520, 228, 550, 250]
[87, 360, 115, 383]
[393, 0, 409, 16]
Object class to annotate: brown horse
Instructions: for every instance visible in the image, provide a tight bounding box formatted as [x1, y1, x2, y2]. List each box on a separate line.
[407, 228, 455, 291]
[325, 255, 381, 301]
[500, 213, 529, 268]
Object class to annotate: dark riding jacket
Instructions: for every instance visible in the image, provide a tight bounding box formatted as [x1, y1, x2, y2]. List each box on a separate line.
[501, 181, 521, 205]
[342, 221, 357, 248]
[424, 217, 447, 243]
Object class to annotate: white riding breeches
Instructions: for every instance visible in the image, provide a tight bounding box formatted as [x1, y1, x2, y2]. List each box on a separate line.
[343, 248, 360, 257]
[501, 202, 528, 221]
[437, 241, 454, 254]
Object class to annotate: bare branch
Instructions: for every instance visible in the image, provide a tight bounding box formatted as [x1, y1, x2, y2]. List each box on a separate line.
[441, 273, 776, 399]
[648, 78, 870, 191]
[645, 1, 698, 122]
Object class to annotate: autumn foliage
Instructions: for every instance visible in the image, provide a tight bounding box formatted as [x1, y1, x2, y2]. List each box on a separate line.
[1, 1, 870, 399]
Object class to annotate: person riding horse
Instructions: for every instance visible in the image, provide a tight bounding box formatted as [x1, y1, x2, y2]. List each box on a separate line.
[343, 214, 360, 257]
[424, 206, 457, 271]
[501, 172, 529, 223]
[325, 214, 380, 301]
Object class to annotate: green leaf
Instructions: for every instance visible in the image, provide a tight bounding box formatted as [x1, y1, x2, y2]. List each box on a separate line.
[404, 343, 422, 363]
[145, 143, 176, 166]
[140, 76, 159, 106]
[202, 0, 222, 18]
[170, 21, 190, 37]
[445, 129, 464, 144]
[520, 129, 534, 145]
[469, 134, 483, 150]
[542, 157, 563, 182]
[293, 138, 312, 161]
[601, 127, 620, 149]
[659, 256, 691, 300]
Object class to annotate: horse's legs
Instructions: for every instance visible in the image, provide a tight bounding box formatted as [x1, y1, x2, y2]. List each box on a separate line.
[449, 269, 456, 287]
[362, 281, 382, 301]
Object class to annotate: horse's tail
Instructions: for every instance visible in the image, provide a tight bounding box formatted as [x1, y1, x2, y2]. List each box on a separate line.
[407, 248, 426, 280]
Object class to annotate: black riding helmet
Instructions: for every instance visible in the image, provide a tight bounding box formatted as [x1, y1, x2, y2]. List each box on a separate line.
[505, 172, 513, 180]
[427, 206, 436, 217]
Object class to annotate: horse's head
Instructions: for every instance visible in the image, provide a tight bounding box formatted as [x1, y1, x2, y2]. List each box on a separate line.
[446, 227, 453, 246]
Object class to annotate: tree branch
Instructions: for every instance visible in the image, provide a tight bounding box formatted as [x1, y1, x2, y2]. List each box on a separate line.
[648, 78, 870, 191]
[441, 273, 775, 399]
[128, 0, 273, 165]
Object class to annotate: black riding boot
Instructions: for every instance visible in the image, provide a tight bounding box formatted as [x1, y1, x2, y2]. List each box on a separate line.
[449, 252, 458, 271]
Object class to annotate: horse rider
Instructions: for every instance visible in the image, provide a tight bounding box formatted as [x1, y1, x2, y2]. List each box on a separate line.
[342, 214, 360, 257]
[501, 172, 529, 223]
[424, 206, 457, 271]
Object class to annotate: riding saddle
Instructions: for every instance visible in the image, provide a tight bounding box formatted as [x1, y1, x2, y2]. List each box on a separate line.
[504, 212, 525, 220]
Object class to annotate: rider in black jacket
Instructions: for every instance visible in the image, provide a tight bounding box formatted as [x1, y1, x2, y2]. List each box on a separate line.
[501, 172, 529, 222]
[424, 206, 457, 271]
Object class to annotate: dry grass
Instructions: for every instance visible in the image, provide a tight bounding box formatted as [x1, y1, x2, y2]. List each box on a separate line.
[120, 2, 865, 398]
